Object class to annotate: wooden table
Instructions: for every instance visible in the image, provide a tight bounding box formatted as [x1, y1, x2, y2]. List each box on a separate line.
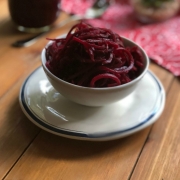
[0, 0, 180, 179]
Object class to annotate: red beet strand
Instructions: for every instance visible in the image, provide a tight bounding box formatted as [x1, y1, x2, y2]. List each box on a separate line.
[45, 22, 144, 88]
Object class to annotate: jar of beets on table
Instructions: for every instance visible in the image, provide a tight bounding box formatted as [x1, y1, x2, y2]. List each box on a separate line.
[8, 0, 61, 33]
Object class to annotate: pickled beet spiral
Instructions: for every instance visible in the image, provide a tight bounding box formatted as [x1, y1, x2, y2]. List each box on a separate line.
[45, 22, 144, 88]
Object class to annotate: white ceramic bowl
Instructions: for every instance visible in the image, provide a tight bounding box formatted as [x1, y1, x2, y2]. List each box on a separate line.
[41, 36, 149, 106]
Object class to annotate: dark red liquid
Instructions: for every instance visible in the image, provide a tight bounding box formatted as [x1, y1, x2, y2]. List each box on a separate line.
[8, 0, 61, 28]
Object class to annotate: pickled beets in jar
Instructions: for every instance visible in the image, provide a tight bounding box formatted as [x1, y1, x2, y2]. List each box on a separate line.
[8, 0, 61, 32]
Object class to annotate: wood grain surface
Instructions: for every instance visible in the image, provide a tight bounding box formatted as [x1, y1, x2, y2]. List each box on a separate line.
[131, 78, 180, 180]
[0, 0, 179, 179]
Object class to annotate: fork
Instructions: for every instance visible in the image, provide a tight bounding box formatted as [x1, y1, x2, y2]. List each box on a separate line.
[12, 0, 111, 47]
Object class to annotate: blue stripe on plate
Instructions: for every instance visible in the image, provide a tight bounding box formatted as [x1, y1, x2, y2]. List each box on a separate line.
[89, 71, 164, 138]
[20, 68, 89, 138]
[20, 67, 163, 139]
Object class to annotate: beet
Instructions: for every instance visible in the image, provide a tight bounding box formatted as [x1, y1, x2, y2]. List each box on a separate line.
[45, 22, 144, 88]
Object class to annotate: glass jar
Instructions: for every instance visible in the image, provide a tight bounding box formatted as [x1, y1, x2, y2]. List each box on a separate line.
[8, 0, 61, 33]
[130, 0, 180, 23]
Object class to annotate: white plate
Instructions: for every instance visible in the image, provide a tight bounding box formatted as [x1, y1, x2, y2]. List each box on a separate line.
[19, 67, 165, 141]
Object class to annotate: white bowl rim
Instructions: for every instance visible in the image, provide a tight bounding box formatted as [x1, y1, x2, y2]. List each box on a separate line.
[41, 35, 149, 90]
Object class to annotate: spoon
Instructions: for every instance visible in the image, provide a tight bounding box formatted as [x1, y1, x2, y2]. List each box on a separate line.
[12, 0, 111, 47]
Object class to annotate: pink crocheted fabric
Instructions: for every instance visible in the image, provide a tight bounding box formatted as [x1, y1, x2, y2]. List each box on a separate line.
[61, 0, 180, 76]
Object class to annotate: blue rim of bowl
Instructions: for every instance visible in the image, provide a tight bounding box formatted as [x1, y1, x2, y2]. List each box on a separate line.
[19, 67, 164, 139]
